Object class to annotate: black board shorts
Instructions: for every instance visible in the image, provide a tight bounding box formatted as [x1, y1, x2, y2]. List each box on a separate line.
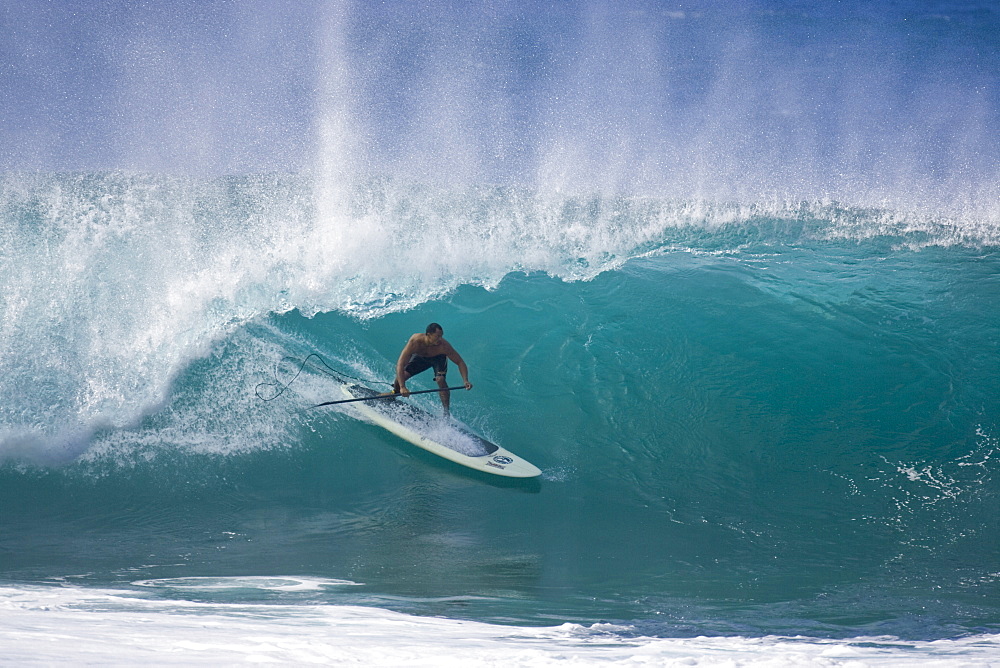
[404, 354, 448, 377]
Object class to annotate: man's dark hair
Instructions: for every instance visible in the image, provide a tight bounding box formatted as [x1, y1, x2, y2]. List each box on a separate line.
[426, 322, 443, 335]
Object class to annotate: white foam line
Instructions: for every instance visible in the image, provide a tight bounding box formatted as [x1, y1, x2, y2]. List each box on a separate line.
[130, 576, 362, 592]
[2, 584, 999, 666]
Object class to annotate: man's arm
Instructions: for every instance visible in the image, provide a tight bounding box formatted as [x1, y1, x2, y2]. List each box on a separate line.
[445, 343, 473, 390]
[395, 335, 419, 394]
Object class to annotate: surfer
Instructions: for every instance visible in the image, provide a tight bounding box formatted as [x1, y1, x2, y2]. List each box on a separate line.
[393, 323, 472, 416]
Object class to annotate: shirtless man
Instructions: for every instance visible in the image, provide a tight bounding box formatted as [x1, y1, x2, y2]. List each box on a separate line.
[393, 322, 472, 416]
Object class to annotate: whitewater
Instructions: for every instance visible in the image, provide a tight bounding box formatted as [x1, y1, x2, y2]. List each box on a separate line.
[2, 0, 999, 665]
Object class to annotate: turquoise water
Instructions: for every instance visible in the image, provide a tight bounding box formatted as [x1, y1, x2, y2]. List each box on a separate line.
[2, 174, 998, 642]
[2, 0, 999, 660]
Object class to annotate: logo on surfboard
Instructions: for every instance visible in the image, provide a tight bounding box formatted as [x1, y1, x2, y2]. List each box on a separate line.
[492, 455, 513, 465]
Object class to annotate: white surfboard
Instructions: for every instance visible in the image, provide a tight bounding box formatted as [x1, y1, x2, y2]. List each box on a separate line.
[340, 384, 541, 478]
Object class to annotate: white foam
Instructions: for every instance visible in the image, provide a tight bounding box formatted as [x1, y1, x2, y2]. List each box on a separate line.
[1, 583, 997, 666]
[131, 576, 361, 592]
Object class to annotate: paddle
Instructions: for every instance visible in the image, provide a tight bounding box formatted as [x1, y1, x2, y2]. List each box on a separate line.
[311, 385, 469, 408]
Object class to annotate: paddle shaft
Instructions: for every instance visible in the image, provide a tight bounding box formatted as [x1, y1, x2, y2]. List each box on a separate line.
[311, 385, 468, 408]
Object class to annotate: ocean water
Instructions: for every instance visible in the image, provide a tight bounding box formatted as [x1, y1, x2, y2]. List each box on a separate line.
[2, 0, 1000, 665]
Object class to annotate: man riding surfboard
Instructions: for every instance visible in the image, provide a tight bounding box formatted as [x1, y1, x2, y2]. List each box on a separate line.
[392, 323, 472, 416]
